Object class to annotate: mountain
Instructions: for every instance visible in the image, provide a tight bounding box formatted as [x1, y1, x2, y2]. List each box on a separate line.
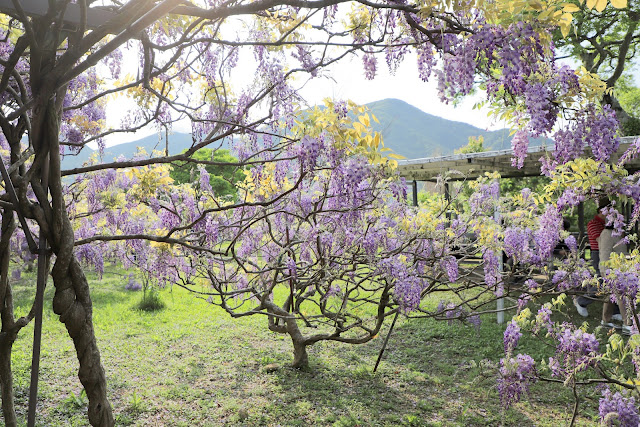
[60, 98, 527, 170]
[366, 98, 514, 158]
[61, 132, 196, 171]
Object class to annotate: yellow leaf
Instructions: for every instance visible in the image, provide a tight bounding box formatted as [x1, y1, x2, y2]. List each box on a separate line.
[586, 0, 596, 8]
[562, 3, 580, 12]
[595, 0, 607, 11]
[530, 0, 543, 10]
[610, 0, 627, 7]
[353, 122, 365, 135]
[373, 133, 381, 148]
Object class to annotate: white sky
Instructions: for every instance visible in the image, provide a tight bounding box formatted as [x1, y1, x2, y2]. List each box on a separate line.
[103, 50, 503, 148]
[299, 53, 503, 130]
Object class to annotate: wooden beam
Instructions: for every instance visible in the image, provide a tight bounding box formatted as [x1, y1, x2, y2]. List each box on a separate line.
[0, 0, 117, 28]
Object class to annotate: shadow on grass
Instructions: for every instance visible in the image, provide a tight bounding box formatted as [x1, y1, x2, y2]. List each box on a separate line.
[5, 280, 601, 426]
[10, 273, 136, 313]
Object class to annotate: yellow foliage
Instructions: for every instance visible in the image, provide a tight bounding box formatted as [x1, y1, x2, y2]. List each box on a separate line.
[149, 228, 173, 253]
[292, 99, 399, 170]
[545, 158, 627, 208]
[575, 67, 611, 103]
[484, 0, 626, 39]
[126, 163, 174, 199]
[514, 307, 532, 327]
[239, 162, 291, 202]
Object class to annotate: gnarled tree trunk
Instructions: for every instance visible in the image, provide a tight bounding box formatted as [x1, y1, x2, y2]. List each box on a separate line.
[30, 90, 114, 424]
[0, 330, 17, 427]
[291, 339, 309, 370]
[0, 209, 17, 426]
[266, 301, 311, 369]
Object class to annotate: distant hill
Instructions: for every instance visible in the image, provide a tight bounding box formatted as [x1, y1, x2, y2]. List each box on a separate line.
[61, 133, 196, 171]
[365, 98, 515, 158]
[60, 98, 533, 171]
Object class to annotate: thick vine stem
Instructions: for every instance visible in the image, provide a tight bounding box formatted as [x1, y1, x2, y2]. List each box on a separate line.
[0, 212, 17, 426]
[34, 99, 114, 425]
[50, 224, 114, 426]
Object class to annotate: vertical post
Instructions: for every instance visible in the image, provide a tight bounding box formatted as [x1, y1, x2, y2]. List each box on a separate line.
[165, 126, 169, 157]
[444, 182, 451, 222]
[635, 201, 639, 246]
[495, 184, 504, 324]
[578, 202, 585, 249]
[373, 311, 400, 373]
[27, 155, 49, 427]
[412, 180, 418, 207]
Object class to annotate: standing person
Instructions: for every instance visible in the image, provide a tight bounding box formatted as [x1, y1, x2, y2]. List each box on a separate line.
[599, 224, 632, 335]
[573, 199, 608, 316]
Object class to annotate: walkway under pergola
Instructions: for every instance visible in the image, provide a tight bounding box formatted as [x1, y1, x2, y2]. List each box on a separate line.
[397, 135, 640, 324]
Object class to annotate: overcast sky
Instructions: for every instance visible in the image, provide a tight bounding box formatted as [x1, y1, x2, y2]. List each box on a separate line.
[102, 48, 505, 147]
[299, 53, 503, 131]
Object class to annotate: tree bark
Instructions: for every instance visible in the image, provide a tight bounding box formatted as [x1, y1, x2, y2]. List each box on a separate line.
[265, 301, 310, 369]
[0, 210, 17, 426]
[0, 331, 17, 427]
[39, 99, 114, 425]
[285, 315, 309, 369]
[291, 340, 309, 369]
[51, 256, 113, 426]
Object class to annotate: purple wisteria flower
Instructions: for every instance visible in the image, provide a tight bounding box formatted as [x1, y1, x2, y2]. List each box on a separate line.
[603, 270, 639, 302]
[440, 256, 459, 283]
[533, 305, 553, 334]
[125, 273, 142, 291]
[549, 327, 599, 377]
[557, 188, 585, 210]
[599, 388, 639, 427]
[467, 313, 481, 328]
[469, 181, 500, 215]
[551, 260, 592, 292]
[498, 354, 537, 408]
[511, 131, 530, 169]
[532, 205, 562, 264]
[517, 294, 531, 313]
[601, 206, 626, 237]
[483, 249, 500, 290]
[504, 227, 532, 263]
[504, 320, 522, 353]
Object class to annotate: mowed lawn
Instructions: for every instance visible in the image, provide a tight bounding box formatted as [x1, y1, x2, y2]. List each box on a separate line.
[5, 268, 602, 426]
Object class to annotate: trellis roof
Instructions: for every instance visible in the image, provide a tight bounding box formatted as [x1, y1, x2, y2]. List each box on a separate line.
[397, 136, 640, 181]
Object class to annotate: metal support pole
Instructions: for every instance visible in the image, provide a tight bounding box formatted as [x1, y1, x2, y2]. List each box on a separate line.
[444, 182, 451, 222]
[495, 185, 504, 324]
[373, 311, 400, 373]
[578, 202, 585, 250]
[27, 155, 49, 427]
[412, 180, 418, 207]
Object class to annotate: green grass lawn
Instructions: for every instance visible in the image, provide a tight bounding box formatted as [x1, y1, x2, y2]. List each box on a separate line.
[4, 269, 603, 426]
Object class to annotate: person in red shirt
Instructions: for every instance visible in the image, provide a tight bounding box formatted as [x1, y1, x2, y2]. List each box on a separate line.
[573, 199, 608, 317]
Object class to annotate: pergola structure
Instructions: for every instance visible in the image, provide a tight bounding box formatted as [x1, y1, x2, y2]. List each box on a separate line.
[398, 135, 640, 184]
[397, 135, 640, 324]
[397, 135, 640, 239]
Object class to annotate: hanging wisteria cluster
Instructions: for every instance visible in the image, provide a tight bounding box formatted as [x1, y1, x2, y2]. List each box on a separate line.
[0, 0, 640, 425]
